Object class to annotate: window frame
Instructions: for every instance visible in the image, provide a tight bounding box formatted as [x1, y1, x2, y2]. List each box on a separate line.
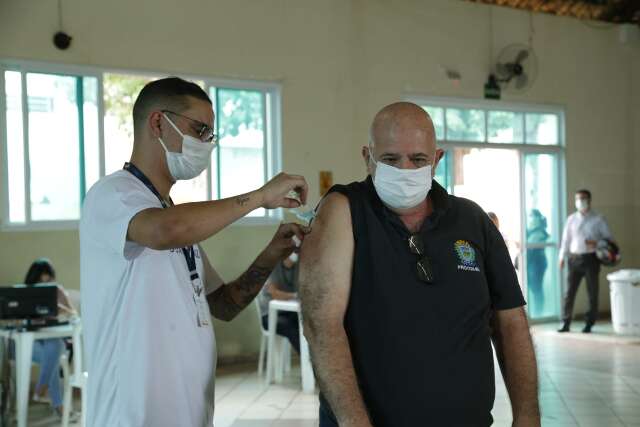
[0, 59, 283, 230]
[406, 95, 566, 148]
[408, 94, 568, 322]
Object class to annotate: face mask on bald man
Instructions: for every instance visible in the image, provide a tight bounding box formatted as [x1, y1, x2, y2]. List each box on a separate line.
[368, 142, 433, 210]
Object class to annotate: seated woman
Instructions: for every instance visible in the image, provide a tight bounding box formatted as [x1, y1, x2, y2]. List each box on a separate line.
[23, 259, 76, 416]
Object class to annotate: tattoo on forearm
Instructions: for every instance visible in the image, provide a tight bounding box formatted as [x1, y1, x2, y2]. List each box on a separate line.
[236, 195, 250, 207]
[210, 262, 271, 321]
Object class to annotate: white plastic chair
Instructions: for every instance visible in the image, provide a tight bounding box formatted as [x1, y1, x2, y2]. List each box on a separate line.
[255, 300, 291, 379]
[255, 301, 269, 377]
[61, 320, 87, 427]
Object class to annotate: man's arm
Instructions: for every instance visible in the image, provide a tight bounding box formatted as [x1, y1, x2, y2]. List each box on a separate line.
[128, 173, 308, 251]
[206, 223, 309, 322]
[559, 217, 572, 269]
[491, 307, 540, 427]
[299, 193, 372, 427]
[206, 260, 272, 322]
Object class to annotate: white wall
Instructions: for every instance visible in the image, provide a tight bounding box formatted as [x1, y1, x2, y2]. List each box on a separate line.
[1, 0, 638, 359]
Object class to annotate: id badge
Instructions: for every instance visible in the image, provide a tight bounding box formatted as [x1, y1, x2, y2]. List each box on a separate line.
[194, 293, 210, 327]
[191, 277, 209, 327]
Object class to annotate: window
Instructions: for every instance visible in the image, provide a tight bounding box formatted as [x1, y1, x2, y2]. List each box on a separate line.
[417, 97, 563, 146]
[1, 62, 281, 228]
[410, 95, 566, 321]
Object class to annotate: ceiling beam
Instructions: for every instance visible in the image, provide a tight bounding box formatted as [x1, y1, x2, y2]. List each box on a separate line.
[462, 0, 640, 24]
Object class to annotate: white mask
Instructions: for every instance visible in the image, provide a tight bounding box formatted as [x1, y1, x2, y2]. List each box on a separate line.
[369, 148, 432, 210]
[158, 113, 214, 181]
[575, 199, 589, 212]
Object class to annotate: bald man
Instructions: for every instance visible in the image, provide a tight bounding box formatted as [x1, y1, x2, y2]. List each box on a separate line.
[300, 103, 540, 427]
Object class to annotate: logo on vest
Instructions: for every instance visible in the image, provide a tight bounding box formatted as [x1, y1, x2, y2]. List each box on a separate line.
[454, 240, 480, 272]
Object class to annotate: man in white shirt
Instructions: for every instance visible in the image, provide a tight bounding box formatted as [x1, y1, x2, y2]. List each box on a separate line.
[558, 189, 613, 333]
[80, 77, 309, 427]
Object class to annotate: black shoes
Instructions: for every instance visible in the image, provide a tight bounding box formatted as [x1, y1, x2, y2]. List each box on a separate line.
[582, 324, 593, 333]
[558, 322, 570, 333]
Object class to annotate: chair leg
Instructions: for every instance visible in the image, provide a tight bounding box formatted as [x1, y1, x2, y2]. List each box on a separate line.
[81, 376, 88, 427]
[276, 337, 287, 382]
[284, 341, 292, 374]
[61, 381, 72, 427]
[258, 335, 266, 377]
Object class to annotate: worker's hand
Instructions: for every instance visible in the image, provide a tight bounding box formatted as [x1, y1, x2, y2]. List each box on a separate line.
[559, 259, 565, 270]
[585, 239, 597, 250]
[256, 223, 311, 269]
[258, 173, 309, 209]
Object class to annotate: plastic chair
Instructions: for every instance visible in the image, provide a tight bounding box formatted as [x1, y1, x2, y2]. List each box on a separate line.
[256, 300, 291, 379]
[61, 320, 87, 427]
[255, 301, 269, 377]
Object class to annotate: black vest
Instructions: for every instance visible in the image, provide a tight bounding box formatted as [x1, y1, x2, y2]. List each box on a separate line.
[321, 177, 524, 427]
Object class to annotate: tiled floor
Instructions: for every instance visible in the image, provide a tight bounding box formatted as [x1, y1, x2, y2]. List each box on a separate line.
[22, 321, 640, 427]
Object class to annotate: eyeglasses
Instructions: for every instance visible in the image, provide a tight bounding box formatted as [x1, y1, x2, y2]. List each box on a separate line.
[162, 110, 218, 144]
[408, 234, 434, 284]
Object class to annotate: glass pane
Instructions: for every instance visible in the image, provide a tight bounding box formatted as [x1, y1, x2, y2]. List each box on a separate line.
[423, 106, 444, 140]
[526, 246, 560, 318]
[209, 87, 219, 200]
[525, 113, 559, 145]
[451, 147, 522, 267]
[524, 154, 559, 242]
[103, 73, 155, 175]
[524, 153, 560, 320]
[445, 108, 485, 142]
[217, 88, 266, 217]
[433, 150, 450, 192]
[83, 77, 100, 192]
[211, 146, 219, 200]
[4, 71, 26, 223]
[27, 73, 81, 221]
[488, 111, 524, 143]
[171, 172, 208, 204]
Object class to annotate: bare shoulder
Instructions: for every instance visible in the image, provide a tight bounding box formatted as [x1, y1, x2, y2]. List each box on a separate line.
[300, 191, 354, 275]
[313, 191, 351, 229]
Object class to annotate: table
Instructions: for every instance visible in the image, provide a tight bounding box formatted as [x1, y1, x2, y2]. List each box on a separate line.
[0, 323, 75, 427]
[266, 300, 315, 393]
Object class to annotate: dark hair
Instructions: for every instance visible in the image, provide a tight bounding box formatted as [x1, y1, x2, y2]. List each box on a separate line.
[24, 259, 56, 286]
[530, 208, 548, 229]
[132, 77, 211, 138]
[576, 189, 592, 200]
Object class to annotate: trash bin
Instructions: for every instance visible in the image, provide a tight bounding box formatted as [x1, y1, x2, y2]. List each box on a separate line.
[607, 269, 640, 336]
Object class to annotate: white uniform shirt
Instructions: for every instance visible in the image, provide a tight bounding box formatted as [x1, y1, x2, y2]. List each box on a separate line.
[80, 170, 222, 427]
[559, 210, 612, 260]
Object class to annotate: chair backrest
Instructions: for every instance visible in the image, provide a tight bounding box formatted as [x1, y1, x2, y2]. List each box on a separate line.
[255, 300, 267, 333]
[66, 289, 81, 315]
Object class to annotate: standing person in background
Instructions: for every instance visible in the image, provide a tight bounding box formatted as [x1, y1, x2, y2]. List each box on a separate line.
[487, 212, 500, 230]
[23, 259, 76, 417]
[558, 189, 614, 333]
[526, 209, 549, 317]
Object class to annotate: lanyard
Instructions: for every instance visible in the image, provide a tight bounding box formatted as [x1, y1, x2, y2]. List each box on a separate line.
[123, 162, 202, 294]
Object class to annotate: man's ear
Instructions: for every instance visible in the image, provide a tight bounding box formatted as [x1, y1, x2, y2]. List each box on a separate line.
[148, 111, 163, 138]
[362, 146, 375, 175]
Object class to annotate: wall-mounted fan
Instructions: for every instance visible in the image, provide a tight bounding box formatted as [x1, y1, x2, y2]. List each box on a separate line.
[494, 43, 538, 91]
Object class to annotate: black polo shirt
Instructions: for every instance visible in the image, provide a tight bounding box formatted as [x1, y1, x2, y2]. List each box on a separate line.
[322, 176, 525, 427]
